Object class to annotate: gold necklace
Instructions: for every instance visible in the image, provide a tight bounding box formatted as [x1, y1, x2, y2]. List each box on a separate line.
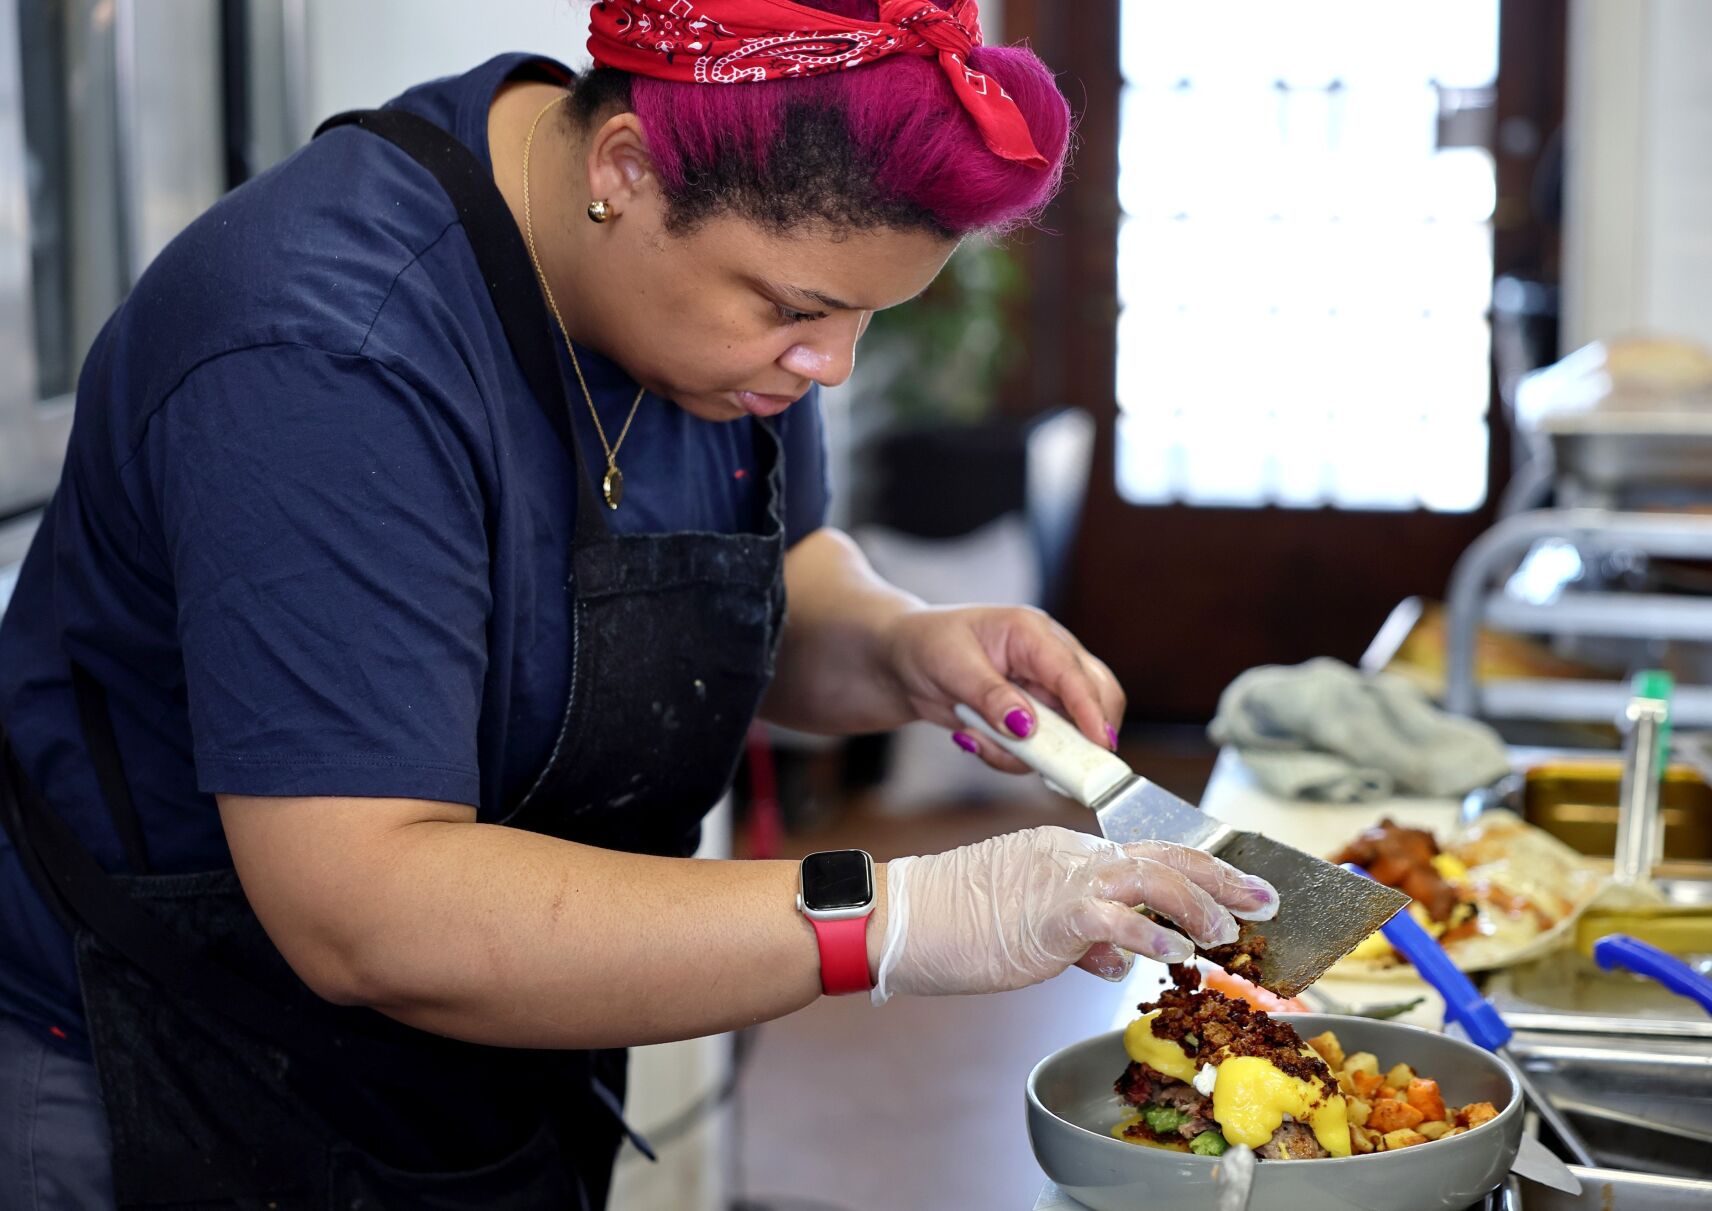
[522, 91, 643, 510]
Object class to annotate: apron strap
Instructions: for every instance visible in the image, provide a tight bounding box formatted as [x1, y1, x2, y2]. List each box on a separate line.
[314, 105, 612, 541]
[68, 663, 150, 875]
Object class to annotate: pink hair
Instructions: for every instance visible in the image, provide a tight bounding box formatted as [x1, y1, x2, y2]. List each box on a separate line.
[621, 1, 1071, 236]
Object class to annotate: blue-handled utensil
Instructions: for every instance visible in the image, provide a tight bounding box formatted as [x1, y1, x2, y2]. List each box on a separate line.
[1591, 934, 1712, 1016]
[1341, 863, 1597, 1173]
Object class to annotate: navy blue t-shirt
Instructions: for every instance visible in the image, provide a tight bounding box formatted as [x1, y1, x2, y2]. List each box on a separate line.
[0, 54, 827, 1049]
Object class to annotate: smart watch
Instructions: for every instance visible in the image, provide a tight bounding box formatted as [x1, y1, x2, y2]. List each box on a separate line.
[796, 849, 876, 996]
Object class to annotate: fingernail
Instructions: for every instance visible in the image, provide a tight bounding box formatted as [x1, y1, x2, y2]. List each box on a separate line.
[1204, 918, 1240, 947]
[1105, 723, 1119, 751]
[951, 731, 979, 755]
[1243, 877, 1278, 905]
[1159, 940, 1194, 963]
[1152, 930, 1194, 963]
[1004, 708, 1034, 738]
[1233, 877, 1280, 921]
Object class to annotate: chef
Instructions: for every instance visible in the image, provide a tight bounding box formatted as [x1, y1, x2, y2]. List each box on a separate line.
[0, 1, 1277, 1206]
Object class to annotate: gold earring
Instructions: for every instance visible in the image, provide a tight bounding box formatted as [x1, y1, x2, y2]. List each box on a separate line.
[587, 200, 613, 223]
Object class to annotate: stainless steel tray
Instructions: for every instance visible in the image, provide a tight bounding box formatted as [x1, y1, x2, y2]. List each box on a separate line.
[1502, 1166, 1712, 1209]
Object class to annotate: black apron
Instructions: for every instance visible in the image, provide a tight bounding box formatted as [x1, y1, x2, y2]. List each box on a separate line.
[0, 105, 787, 1210]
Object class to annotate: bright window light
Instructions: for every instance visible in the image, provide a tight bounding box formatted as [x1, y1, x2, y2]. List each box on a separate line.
[1116, 0, 1500, 511]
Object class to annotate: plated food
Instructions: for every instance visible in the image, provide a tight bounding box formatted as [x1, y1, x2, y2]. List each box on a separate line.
[1112, 967, 1498, 1160]
[1326, 811, 1600, 976]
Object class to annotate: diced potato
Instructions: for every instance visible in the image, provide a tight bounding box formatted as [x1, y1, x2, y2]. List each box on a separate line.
[1342, 1051, 1380, 1076]
[1458, 1102, 1499, 1129]
[1306, 1031, 1345, 1070]
[1376, 1085, 1399, 1101]
[1383, 1128, 1430, 1150]
[1447, 1127, 1467, 1137]
[1349, 1123, 1374, 1154]
[1337, 1071, 1361, 1097]
[1350, 1069, 1385, 1098]
[1346, 1097, 1371, 1127]
[1367, 1100, 1425, 1133]
[1385, 1063, 1416, 1089]
[1417, 1120, 1451, 1140]
[1405, 1078, 1446, 1122]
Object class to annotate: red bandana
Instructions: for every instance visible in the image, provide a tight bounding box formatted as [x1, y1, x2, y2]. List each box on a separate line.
[587, 0, 1047, 168]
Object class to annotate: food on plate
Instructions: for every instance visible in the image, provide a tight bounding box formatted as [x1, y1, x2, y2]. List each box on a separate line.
[1326, 813, 1600, 974]
[1331, 819, 1466, 925]
[1111, 966, 1498, 1159]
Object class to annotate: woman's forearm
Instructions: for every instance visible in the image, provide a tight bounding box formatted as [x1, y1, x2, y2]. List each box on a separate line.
[223, 794, 886, 1050]
[762, 527, 923, 733]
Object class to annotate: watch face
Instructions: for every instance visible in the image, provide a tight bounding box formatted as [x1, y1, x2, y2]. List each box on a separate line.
[801, 850, 873, 912]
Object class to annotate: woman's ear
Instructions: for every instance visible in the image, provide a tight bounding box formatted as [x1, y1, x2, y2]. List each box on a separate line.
[585, 112, 657, 214]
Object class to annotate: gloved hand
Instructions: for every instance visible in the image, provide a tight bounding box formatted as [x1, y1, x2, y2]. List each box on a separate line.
[871, 825, 1278, 1003]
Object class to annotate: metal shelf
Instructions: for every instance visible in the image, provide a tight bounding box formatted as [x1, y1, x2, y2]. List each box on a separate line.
[1476, 678, 1712, 728]
[1483, 592, 1712, 642]
[1445, 510, 1712, 725]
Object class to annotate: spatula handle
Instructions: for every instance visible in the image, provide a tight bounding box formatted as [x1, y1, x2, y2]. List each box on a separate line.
[953, 689, 1133, 808]
[1593, 934, 1712, 1016]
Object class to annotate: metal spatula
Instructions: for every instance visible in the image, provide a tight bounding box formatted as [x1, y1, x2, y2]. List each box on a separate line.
[953, 690, 1408, 996]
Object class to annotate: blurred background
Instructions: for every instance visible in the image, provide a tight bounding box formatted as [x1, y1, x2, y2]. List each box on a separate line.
[3, 2, 1710, 1208]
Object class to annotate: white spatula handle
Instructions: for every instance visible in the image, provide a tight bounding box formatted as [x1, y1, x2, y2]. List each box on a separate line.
[953, 689, 1133, 808]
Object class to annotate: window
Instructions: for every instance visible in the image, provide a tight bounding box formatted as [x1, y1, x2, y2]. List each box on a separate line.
[1115, 0, 1500, 511]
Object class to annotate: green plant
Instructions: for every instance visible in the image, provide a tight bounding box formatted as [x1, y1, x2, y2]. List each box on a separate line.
[858, 237, 1024, 426]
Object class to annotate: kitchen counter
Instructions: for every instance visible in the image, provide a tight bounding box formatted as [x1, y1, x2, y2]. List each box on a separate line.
[1198, 747, 1466, 841]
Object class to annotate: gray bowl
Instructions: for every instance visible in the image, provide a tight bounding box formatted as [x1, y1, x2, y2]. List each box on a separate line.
[1027, 1013, 1522, 1211]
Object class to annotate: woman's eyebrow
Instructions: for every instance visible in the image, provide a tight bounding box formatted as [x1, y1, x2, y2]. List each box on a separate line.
[757, 277, 857, 312]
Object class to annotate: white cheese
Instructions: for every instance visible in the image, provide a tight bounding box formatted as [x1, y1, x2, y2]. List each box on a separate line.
[1192, 1063, 1218, 1097]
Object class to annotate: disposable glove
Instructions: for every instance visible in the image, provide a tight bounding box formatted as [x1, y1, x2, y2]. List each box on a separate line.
[871, 825, 1278, 1004]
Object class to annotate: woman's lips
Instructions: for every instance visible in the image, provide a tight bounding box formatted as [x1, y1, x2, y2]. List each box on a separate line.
[734, 390, 799, 417]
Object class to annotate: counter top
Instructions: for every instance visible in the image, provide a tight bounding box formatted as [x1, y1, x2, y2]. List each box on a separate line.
[1198, 747, 1467, 840]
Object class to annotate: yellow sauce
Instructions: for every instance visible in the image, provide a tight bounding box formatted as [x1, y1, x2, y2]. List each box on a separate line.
[1210, 1056, 1350, 1157]
[1123, 1011, 1198, 1083]
[1121, 1014, 1352, 1159]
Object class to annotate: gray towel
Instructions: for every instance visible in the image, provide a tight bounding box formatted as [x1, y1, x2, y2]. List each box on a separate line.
[1208, 657, 1510, 802]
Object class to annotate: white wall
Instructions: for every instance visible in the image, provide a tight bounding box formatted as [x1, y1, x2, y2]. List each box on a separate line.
[1563, 0, 1712, 352]
[302, 0, 591, 123]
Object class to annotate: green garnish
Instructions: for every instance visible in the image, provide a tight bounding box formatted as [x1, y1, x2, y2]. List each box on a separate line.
[1190, 1130, 1229, 1156]
[1142, 1104, 1192, 1135]
[1183, 1032, 1199, 1048]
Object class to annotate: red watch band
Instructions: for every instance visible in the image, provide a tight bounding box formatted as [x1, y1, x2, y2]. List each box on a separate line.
[809, 916, 873, 996]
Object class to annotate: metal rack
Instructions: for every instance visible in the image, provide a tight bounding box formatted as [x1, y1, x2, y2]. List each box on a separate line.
[1444, 509, 1712, 727]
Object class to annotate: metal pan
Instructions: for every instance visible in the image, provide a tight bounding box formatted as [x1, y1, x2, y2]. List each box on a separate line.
[1027, 1014, 1523, 1211]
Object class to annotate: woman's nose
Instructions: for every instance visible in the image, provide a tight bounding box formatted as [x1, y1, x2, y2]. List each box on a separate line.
[780, 313, 866, 388]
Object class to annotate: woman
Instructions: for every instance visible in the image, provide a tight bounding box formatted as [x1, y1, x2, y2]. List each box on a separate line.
[0, 1, 1277, 1207]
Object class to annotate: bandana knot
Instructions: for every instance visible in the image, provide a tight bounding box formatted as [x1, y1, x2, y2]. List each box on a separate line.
[880, 0, 977, 60]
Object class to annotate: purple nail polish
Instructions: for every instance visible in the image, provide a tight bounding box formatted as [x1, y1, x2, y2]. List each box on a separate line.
[1243, 876, 1278, 903]
[1105, 723, 1119, 751]
[951, 731, 979, 755]
[1004, 708, 1033, 739]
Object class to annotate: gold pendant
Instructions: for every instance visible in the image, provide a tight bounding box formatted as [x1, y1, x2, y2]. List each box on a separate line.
[602, 463, 624, 509]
